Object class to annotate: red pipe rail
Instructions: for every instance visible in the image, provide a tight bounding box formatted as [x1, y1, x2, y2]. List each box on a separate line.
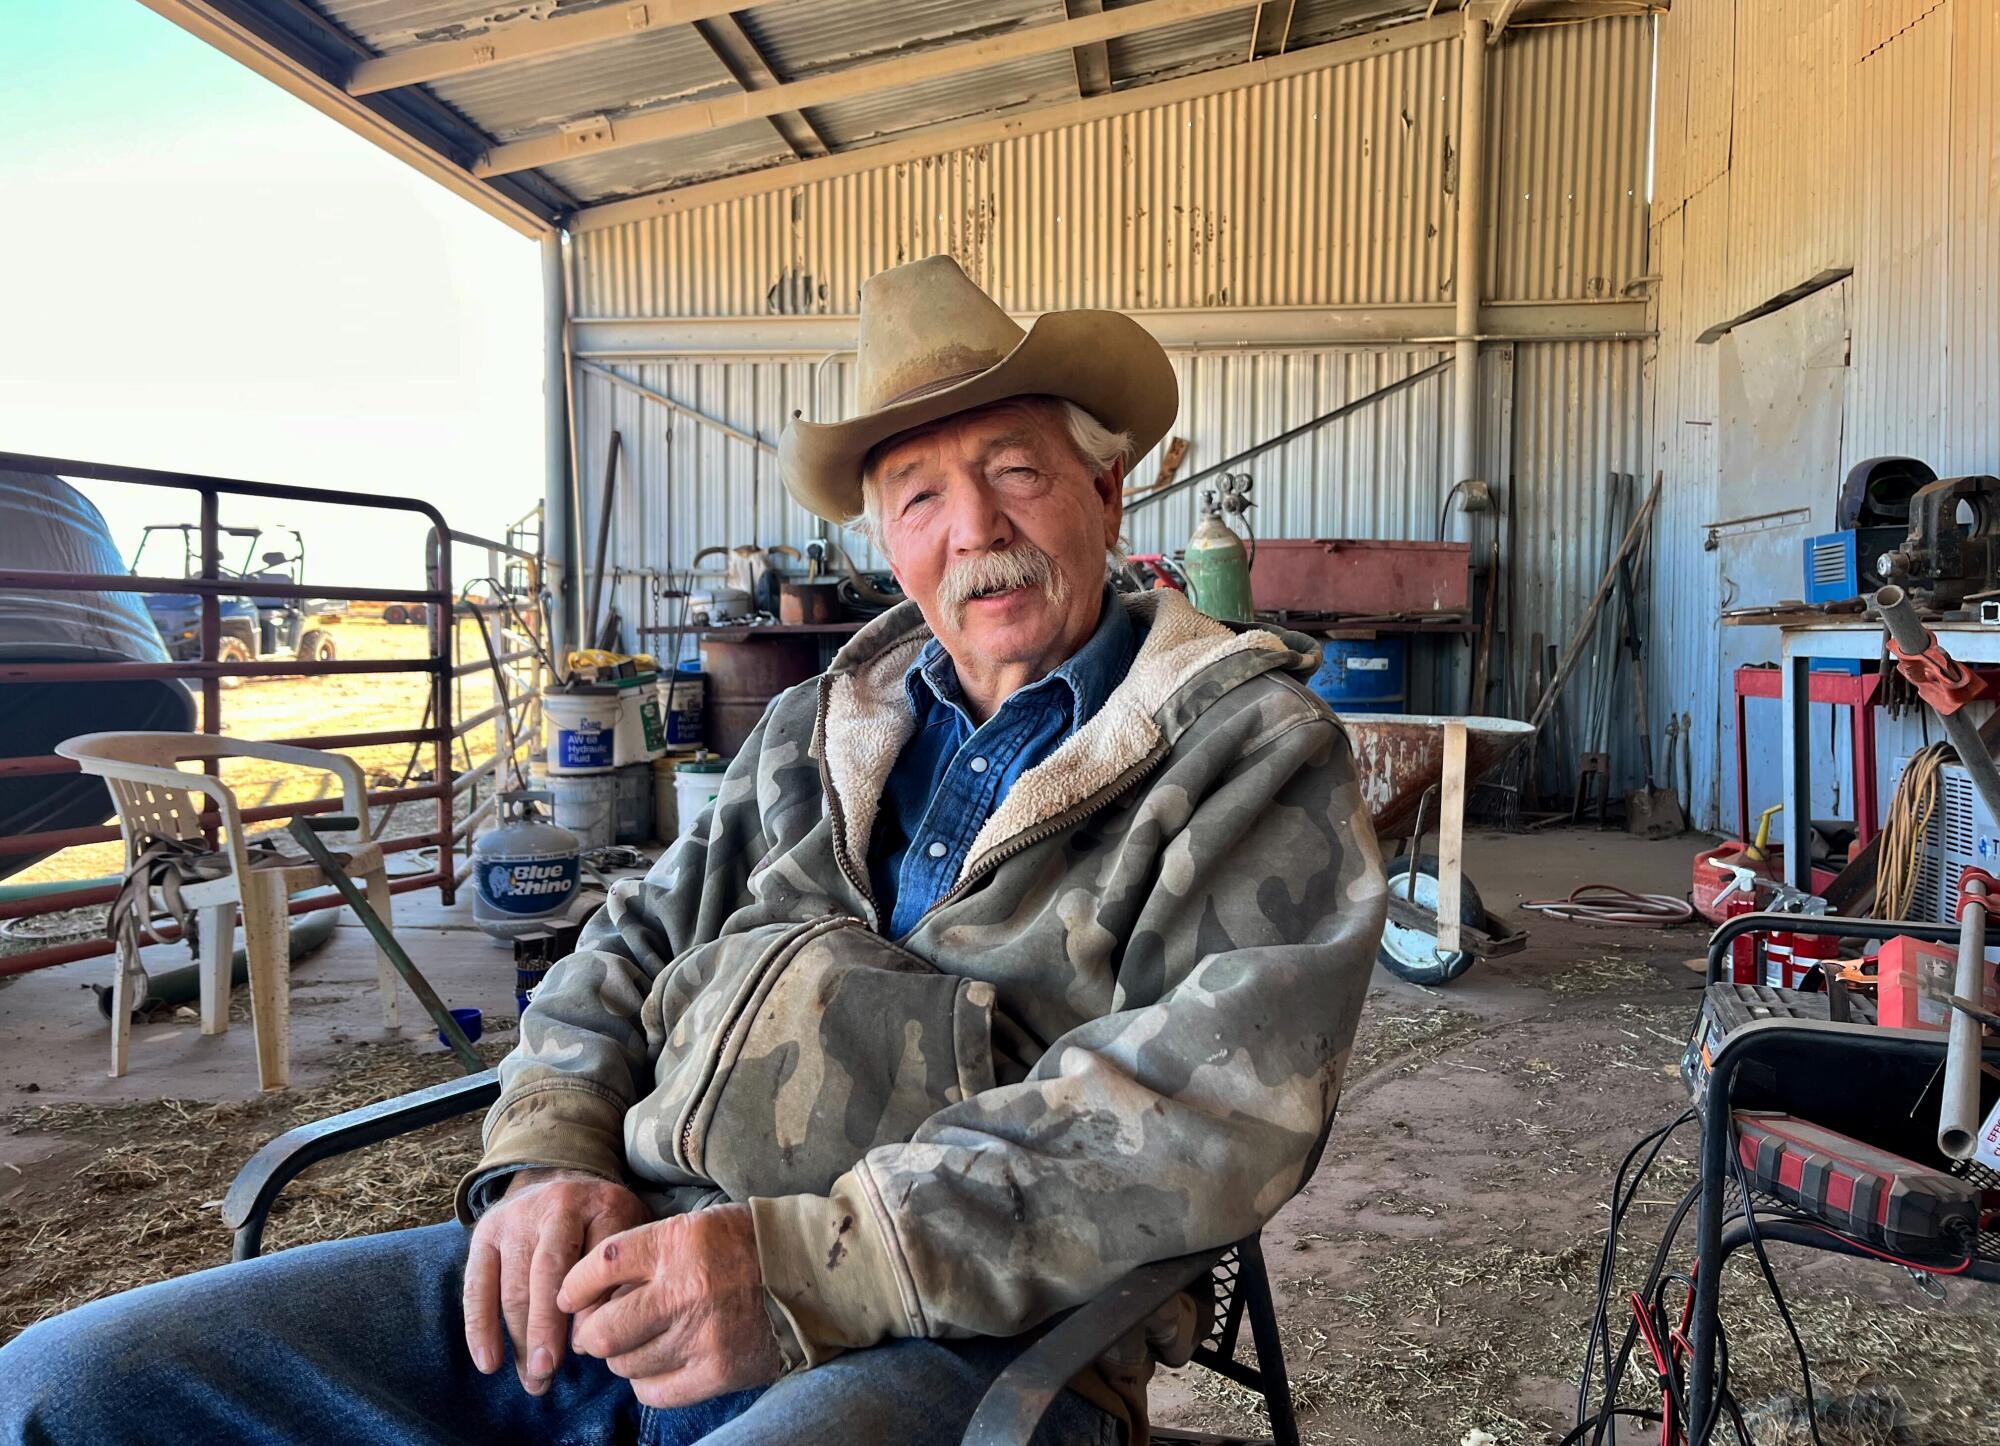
[0, 451, 552, 979]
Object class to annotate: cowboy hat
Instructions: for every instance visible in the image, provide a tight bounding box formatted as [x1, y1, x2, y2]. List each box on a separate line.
[779, 255, 1179, 524]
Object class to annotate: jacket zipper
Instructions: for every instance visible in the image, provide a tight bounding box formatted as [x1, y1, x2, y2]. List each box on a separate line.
[676, 912, 861, 1170]
[813, 673, 883, 933]
[898, 742, 1170, 944]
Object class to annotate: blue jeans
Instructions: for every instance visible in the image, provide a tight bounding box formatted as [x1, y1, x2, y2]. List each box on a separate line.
[0, 1222, 1119, 1446]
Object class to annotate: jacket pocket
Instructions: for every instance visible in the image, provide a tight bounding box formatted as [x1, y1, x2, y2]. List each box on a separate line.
[632, 915, 1003, 1202]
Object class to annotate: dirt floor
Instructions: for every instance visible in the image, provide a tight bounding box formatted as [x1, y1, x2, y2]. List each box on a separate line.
[4, 826, 2000, 1443]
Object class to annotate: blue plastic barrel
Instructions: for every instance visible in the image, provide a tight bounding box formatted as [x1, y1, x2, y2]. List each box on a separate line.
[1308, 637, 1408, 714]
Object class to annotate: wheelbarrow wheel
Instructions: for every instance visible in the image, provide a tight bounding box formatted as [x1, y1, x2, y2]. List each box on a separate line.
[1379, 854, 1488, 986]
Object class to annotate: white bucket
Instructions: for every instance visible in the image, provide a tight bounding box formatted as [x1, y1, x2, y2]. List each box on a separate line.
[544, 687, 618, 774]
[549, 772, 616, 851]
[674, 759, 727, 841]
[660, 671, 706, 754]
[652, 757, 678, 842]
[613, 678, 666, 767]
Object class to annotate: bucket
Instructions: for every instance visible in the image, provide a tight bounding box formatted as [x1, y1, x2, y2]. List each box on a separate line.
[1307, 638, 1408, 715]
[674, 756, 728, 840]
[613, 674, 666, 766]
[549, 772, 615, 851]
[544, 686, 618, 774]
[661, 666, 706, 753]
[652, 757, 678, 842]
[614, 763, 654, 845]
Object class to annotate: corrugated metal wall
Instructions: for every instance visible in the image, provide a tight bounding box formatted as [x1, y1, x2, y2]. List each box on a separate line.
[1650, 0, 2000, 831]
[572, 18, 1654, 746]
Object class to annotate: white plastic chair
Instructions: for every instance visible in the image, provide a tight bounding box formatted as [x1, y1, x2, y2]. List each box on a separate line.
[55, 732, 401, 1088]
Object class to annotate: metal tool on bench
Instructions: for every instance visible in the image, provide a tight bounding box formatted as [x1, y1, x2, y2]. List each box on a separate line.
[285, 816, 482, 1074]
[1878, 474, 2000, 610]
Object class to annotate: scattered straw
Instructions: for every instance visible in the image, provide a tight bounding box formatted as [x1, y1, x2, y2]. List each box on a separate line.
[0, 1031, 514, 1341]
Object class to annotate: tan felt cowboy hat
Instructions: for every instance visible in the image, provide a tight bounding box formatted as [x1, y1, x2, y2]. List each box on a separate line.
[779, 255, 1179, 524]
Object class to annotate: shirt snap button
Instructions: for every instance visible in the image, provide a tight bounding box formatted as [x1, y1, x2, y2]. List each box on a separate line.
[968, 756, 989, 774]
[926, 841, 949, 859]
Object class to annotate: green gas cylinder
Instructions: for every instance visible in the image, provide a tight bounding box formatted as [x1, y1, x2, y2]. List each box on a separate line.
[1184, 484, 1255, 623]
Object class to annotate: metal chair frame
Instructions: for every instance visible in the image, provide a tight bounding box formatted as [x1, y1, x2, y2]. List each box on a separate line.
[223, 1073, 1300, 1445]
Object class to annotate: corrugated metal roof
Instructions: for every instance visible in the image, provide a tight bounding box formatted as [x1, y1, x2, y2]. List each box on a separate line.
[248, 0, 1445, 218]
[424, 24, 739, 143]
[738, 0, 1063, 79]
[804, 54, 1079, 151]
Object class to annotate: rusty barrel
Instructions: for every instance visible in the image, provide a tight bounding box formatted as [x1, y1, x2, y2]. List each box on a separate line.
[701, 635, 822, 757]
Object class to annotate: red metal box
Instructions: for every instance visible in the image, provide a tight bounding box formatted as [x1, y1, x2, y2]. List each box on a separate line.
[1248, 539, 1471, 615]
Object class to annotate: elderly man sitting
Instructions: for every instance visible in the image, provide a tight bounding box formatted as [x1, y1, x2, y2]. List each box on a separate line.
[1, 256, 1385, 1446]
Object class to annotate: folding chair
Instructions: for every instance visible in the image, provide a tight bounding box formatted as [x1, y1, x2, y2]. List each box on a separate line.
[222, 1072, 1305, 1444]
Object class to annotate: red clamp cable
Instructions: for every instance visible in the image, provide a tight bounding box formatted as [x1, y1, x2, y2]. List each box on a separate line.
[1888, 628, 1993, 716]
[1956, 867, 2000, 919]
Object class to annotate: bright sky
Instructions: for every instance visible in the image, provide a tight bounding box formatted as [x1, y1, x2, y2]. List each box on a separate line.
[0, 0, 546, 589]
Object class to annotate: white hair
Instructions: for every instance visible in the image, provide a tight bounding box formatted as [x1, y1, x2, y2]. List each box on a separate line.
[851, 398, 1132, 554]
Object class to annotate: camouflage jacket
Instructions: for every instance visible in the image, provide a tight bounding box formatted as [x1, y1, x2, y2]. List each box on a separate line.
[460, 589, 1386, 1417]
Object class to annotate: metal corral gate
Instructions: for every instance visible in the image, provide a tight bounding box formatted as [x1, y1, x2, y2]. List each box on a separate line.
[0, 451, 546, 978]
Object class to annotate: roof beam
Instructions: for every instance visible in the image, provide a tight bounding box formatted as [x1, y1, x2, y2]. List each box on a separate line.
[1063, 0, 1114, 99]
[1485, 0, 1529, 42]
[347, 1, 749, 96]
[1248, 0, 1297, 60]
[569, 300, 1652, 354]
[477, 0, 1261, 178]
[571, 12, 1458, 231]
[691, 13, 831, 160]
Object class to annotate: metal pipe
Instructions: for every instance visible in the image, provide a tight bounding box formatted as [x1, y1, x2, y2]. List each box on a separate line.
[1943, 875, 1988, 1158]
[542, 230, 578, 661]
[1124, 357, 1453, 517]
[1450, 7, 1488, 545]
[0, 569, 441, 603]
[587, 430, 621, 648]
[578, 362, 777, 454]
[1874, 586, 2000, 824]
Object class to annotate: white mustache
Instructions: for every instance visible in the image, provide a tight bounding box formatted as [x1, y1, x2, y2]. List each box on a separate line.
[937, 544, 1068, 629]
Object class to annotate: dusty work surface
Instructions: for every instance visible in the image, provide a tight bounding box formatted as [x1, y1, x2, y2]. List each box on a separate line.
[5, 828, 2000, 1443]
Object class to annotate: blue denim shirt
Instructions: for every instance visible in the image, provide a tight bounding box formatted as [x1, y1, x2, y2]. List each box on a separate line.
[869, 590, 1136, 940]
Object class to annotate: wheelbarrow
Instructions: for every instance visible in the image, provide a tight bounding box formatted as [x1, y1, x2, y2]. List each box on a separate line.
[1342, 713, 1535, 985]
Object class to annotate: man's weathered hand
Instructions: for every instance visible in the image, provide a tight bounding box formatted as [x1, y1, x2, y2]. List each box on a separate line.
[463, 1168, 650, 1395]
[560, 1203, 784, 1408]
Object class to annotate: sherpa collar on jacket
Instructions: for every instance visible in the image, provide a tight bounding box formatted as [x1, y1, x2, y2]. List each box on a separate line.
[813, 588, 1320, 886]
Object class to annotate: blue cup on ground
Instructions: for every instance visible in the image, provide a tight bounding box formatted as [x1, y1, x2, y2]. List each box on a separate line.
[437, 1007, 483, 1048]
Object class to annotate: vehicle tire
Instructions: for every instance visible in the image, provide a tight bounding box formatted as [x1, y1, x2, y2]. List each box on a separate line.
[404, 604, 429, 626]
[1377, 853, 1488, 986]
[216, 635, 253, 689]
[383, 605, 407, 626]
[298, 629, 336, 664]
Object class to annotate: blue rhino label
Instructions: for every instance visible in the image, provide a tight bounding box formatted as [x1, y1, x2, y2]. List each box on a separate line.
[483, 858, 580, 914]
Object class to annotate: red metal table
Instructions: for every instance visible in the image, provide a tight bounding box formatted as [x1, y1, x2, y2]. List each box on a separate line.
[1733, 664, 1880, 847]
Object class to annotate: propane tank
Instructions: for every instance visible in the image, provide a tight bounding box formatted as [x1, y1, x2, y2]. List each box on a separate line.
[1184, 474, 1256, 623]
[472, 791, 582, 944]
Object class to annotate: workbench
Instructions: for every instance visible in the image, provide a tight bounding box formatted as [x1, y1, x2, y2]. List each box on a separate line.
[1761, 619, 2000, 892]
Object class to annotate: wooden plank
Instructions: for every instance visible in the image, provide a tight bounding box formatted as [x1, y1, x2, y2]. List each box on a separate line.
[1437, 721, 1469, 954]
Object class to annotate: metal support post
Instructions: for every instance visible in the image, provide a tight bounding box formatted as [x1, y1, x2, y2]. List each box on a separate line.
[541, 229, 578, 658]
[1450, 7, 1488, 545]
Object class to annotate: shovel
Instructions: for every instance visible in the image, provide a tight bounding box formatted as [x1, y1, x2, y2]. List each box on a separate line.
[1616, 550, 1687, 839]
